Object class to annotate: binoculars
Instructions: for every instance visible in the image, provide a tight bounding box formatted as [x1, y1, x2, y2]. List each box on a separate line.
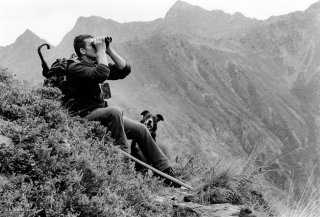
[91, 36, 112, 49]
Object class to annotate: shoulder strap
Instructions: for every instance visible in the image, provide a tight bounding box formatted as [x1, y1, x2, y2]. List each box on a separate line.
[66, 57, 81, 70]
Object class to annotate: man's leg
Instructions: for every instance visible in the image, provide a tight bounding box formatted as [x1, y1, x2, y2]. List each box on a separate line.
[84, 106, 129, 153]
[124, 117, 170, 172]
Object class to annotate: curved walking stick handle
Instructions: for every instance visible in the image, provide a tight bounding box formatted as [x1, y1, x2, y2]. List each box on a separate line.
[37, 43, 50, 63]
[37, 43, 50, 77]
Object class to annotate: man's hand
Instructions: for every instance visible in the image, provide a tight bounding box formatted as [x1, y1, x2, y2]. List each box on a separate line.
[93, 36, 107, 54]
[94, 36, 108, 65]
[105, 36, 112, 52]
[104, 37, 127, 70]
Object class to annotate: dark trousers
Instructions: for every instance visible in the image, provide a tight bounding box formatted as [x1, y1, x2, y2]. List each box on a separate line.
[84, 106, 170, 171]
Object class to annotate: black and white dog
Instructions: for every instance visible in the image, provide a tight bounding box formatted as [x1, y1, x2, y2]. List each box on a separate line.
[139, 110, 164, 142]
[130, 110, 164, 169]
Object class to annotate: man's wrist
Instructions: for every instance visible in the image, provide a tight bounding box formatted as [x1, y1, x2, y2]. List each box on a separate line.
[97, 52, 109, 65]
[97, 49, 106, 56]
[106, 46, 114, 56]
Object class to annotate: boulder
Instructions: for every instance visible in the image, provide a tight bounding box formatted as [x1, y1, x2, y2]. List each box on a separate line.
[173, 202, 256, 217]
[0, 134, 13, 148]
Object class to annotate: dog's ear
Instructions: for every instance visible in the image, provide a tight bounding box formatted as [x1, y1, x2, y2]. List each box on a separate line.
[156, 114, 164, 122]
[140, 110, 150, 117]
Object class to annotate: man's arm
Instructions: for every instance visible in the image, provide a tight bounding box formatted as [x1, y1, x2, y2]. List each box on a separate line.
[106, 43, 126, 70]
[104, 39, 131, 80]
[68, 63, 111, 83]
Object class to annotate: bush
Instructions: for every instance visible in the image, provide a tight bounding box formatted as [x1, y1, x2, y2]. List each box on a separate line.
[0, 69, 171, 217]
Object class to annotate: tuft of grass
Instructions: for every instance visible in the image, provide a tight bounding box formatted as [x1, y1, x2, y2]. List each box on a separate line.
[174, 153, 205, 179]
[192, 154, 276, 215]
[279, 166, 320, 217]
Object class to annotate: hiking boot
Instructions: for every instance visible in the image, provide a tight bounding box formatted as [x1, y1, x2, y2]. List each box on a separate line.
[162, 167, 177, 177]
[161, 167, 182, 188]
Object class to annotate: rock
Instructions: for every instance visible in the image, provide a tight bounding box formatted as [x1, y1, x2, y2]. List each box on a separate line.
[173, 202, 256, 217]
[0, 175, 10, 190]
[184, 194, 197, 202]
[239, 207, 255, 217]
[154, 196, 166, 204]
[0, 135, 13, 148]
[61, 138, 71, 152]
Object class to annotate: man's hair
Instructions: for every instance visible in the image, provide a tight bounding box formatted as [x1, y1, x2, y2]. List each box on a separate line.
[73, 34, 93, 58]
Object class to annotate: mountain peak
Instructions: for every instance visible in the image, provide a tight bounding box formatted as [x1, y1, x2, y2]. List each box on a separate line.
[305, 0, 320, 13]
[21, 29, 37, 37]
[15, 29, 43, 44]
[165, 1, 234, 22]
[165, 0, 206, 18]
[71, 16, 121, 37]
[233, 12, 245, 18]
[75, 16, 119, 26]
[170, 0, 193, 9]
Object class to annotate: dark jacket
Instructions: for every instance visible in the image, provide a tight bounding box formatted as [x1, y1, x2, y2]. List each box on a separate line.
[62, 58, 131, 116]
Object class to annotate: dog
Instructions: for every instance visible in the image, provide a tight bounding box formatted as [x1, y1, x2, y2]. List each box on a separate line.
[130, 110, 164, 170]
[139, 110, 164, 142]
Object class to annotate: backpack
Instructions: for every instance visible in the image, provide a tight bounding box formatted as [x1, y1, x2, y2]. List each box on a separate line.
[43, 56, 78, 95]
[37, 44, 111, 100]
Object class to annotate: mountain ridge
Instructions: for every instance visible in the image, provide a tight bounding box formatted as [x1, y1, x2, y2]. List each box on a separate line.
[0, 29, 50, 81]
[2, 0, 319, 48]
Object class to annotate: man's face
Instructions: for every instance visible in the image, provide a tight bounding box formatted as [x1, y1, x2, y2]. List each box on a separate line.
[82, 38, 97, 59]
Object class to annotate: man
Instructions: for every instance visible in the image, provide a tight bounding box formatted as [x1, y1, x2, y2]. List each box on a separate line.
[63, 34, 179, 187]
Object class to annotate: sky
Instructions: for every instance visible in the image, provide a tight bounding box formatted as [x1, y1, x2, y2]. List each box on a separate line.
[0, 0, 318, 46]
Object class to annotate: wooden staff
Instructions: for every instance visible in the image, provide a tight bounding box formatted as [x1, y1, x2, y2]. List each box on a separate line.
[117, 148, 194, 191]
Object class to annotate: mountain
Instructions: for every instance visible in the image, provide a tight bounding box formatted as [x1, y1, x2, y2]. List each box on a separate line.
[240, 3, 320, 83]
[0, 0, 319, 198]
[162, 0, 261, 39]
[238, 1, 320, 114]
[0, 29, 52, 82]
[54, 16, 162, 59]
[114, 32, 318, 193]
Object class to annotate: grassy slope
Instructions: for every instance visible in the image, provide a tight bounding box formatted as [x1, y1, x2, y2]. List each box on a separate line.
[0, 68, 173, 216]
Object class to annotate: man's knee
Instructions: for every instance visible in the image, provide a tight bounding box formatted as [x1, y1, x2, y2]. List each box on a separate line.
[137, 123, 150, 137]
[128, 122, 149, 139]
[107, 106, 123, 118]
[87, 106, 123, 123]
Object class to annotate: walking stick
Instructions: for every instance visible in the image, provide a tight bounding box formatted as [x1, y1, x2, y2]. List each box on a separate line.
[117, 148, 194, 191]
[37, 43, 50, 78]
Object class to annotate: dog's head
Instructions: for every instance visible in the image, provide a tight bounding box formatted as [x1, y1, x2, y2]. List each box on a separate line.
[140, 110, 164, 133]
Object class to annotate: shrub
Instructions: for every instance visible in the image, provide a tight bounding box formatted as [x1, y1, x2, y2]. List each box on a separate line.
[0, 69, 172, 216]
